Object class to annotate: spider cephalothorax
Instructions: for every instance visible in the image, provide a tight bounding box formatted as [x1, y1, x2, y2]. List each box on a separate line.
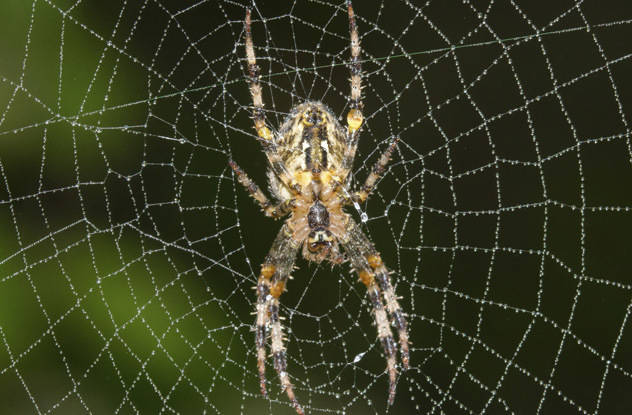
[229, 3, 409, 414]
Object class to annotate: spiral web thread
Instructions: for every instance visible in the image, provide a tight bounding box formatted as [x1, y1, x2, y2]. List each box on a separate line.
[0, 0, 631, 413]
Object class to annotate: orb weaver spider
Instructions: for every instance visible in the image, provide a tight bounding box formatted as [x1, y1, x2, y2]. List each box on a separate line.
[229, 3, 409, 413]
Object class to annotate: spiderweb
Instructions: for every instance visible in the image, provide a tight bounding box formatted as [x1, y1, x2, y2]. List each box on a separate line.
[1, 0, 631, 413]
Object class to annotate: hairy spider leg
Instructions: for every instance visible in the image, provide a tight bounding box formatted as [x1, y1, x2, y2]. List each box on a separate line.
[228, 160, 294, 218]
[369, 257, 409, 371]
[255, 224, 304, 414]
[342, 2, 364, 175]
[269, 295, 304, 415]
[341, 218, 410, 405]
[244, 9, 300, 194]
[245, 9, 272, 142]
[351, 138, 399, 204]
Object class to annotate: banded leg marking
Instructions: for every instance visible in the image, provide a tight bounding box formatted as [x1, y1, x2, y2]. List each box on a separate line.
[343, 1, 364, 177]
[229, 160, 295, 218]
[360, 270, 399, 405]
[254, 224, 302, 413]
[256, 264, 275, 396]
[342, 218, 410, 405]
[368, 255, 410, 370]
[244, 10, 300, 194]
[245, 9, 272, 141]
[346, 2, 363, 132]
[269, 296, 304, 415]
[351, 138, 398, 204]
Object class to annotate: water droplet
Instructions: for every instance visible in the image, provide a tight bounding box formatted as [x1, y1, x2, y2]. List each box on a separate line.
[353, 352, 366, 363]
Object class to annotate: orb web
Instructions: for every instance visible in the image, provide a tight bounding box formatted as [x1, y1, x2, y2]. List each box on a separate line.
[1, 1, 631, 414]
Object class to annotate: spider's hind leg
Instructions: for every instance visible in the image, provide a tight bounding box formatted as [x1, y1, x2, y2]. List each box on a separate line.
[346, 2, 363, 136]
[244, 9, 272, 141]
[242, 10, 301, 195]
[341, 1, 365, 178]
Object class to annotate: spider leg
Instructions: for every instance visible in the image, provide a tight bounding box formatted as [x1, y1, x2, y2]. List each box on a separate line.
[269, 294, 304, 415]
[362, 270, 399, 405]
[244, 10, 301, 195]
[255, 224, 304, 414]
[245, 9, 272, 142]
[349, 138, 398, 204]
[229, 160, 294, 218]
[341, 2, 364, 176]
[368, 255, 409, 370]
[345, 1, 363, 136]
[340, 218, 409, 405]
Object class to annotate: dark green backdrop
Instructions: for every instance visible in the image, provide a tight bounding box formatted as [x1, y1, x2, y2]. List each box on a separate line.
[1, 1, 631, 414]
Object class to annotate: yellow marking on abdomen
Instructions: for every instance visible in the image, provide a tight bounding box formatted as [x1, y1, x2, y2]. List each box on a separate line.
[292, 171, 312, 188]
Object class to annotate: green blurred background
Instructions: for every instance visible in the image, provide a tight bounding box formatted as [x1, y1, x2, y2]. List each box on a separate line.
[1, 0, 631, 414]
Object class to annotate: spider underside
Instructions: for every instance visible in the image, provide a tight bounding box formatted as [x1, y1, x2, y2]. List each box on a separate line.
[229, 3, 409, 413]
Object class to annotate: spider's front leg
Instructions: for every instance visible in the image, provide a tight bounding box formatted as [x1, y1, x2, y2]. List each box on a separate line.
[340, 218, 409, 405]
[255, 224, 304, 415]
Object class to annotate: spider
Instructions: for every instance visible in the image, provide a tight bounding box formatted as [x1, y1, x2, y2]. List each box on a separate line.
[229, 3, 409, 413]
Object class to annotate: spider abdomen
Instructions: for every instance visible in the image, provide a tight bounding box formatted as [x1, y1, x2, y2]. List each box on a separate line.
[277, 102, 346, 172]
